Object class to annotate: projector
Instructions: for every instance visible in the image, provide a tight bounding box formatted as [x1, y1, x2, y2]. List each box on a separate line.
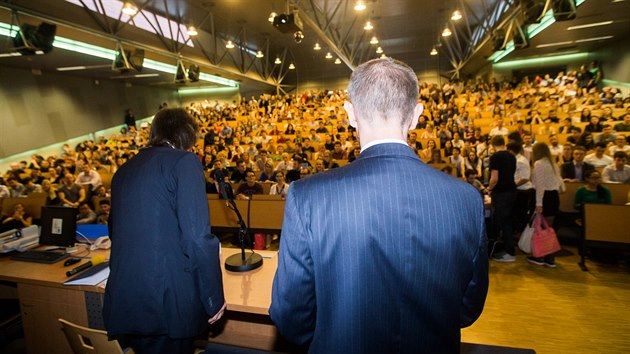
[273, 13, 303, 33]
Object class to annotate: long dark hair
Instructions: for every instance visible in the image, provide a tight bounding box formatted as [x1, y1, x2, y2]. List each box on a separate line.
[149, 108, 198, 150]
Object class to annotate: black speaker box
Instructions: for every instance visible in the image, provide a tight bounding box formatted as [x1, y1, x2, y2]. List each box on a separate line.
[188, 64, 200, 82]
[492, 29, 507, 51]
[553, 0, 577, 21]
[521, 0, 546, 24]
[12, 22, 56, 54]
[273, 13, 303, 33]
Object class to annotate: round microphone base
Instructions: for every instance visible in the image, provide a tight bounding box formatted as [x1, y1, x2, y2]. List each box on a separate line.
[225, 252, 263, 272]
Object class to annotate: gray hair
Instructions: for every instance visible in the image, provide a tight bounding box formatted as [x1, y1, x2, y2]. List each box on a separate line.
[347, 57, 419, 126]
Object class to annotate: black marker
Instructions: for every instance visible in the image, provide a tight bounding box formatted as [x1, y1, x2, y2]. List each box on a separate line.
[64, 258, 81, 267]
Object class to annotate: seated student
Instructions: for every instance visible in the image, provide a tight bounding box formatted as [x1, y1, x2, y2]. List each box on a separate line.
[465, 169, 486, 195]
[602, 151, 630, 184]
[584, 142, 613, 168]
[614, 113, 630, 132]
[258, 161, 277, 183]
[428, 150, 445, 165]
[608, 134, 629, 155]
[574, 170, 612, 212]
[269, 171, 290, 198]
[77, 202, 97, 225]
[0, 203, 32, 233]
[5, 177, 25, 198]
[595, 125, 617, 145]
[96, 199, 111, 224]
[230, 159, 249, 183]
[562, 146, 595, 182]
[21, 177, 42, 196]
[236, 170, 263, 199]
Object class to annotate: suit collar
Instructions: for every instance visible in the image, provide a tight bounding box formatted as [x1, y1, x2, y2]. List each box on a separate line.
[358, 142, 418, 161]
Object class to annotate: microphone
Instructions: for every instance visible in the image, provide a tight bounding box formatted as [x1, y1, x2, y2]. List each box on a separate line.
[214, 170, 234, 200]
[66, 255, 106, 277]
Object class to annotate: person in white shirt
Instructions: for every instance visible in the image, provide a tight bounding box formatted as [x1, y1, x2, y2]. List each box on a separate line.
[608, 135, 629, 155]
[507, 142, 534, 234]
[75, 163, 102, 192]
[489, 119, 509, 137]
[269, 170, 290, 198]
[584, 142, 613, 168]
[548, 134, 563, 161]
[529, 142, 563, 268]
[602, 151, 630, 184]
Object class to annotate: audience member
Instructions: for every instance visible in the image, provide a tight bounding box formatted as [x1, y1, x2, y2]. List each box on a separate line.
[584, 142, 613, 168]
[602, 151, 630, 183]
[562, 146, 594, 182]
[488, 135, 517, 262]
[76, 202, 97, 225]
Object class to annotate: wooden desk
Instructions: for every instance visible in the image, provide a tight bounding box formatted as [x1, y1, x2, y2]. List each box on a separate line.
[0, 248, 278, 353]
[208, 198, 285, 232]
[0, 249, 109, 354]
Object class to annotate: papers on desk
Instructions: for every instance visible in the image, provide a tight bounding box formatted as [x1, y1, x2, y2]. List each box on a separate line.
[64, 262, 109, 287]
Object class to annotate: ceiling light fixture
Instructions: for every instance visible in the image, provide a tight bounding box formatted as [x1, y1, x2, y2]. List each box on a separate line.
[225, 40, 235, 49]
[256, 50, 264, 58]
[186, 26, 198, 36]
[274, 57, 281, 64]
[288, 63, 295, 69]
[380, 53, 386, 58]
[354, 1, 366, 11]
[57, 66, 87, 71]
[370, 36, 379, 44]
[334, 58, 341, 64]
[430, 47, 438, 55]
[325, 52, 333, 59]
[536, 41, 573, 48]
[451, 10, 462, 21]
[574, 35, 614, 43]
[567, 21, 613, 30]
[314, 42, 321, 50]
[442, 27, 452, 37]
[376, 46, 383, 54]
[364, 21, 373, 30]
[268, 11, 277, 23]
[121, 2, 138, 16]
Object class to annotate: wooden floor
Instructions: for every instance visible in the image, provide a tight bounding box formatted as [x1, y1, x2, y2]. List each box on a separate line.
[226, 236, 630, 354]
[461, 248, 630, 354]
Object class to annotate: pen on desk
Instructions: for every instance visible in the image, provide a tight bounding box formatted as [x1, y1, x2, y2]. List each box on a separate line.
[64, 258, 81, 267]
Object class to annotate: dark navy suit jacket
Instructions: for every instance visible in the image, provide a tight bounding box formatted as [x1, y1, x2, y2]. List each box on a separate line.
[270, 143, 488, 353]
[103, 147, 224, 338]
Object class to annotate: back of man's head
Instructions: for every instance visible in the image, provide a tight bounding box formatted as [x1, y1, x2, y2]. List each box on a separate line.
[347, 58, 419, 126]
[491, 135, 505, 147]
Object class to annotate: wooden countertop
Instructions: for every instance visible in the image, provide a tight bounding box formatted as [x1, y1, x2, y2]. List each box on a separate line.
[0, 246, 277, 315]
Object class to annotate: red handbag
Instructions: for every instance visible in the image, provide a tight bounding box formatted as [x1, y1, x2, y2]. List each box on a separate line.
[532, 214, 561, 257]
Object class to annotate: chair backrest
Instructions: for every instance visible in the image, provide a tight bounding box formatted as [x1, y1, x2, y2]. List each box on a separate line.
[58, 318, 133, 354]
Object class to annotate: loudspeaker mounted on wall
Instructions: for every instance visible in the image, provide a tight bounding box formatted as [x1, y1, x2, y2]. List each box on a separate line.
[12, 22, 56, 55]
[113, 49, 144, 72]
[552, 0, 577, 21]
[492, 29, 507, 51]
[520, 0, 546, 24]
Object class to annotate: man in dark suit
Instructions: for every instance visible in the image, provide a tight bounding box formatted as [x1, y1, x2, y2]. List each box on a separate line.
[270, 58, 488, 353]
[104, 109, 225, 354]
[561, 146, 594, 182]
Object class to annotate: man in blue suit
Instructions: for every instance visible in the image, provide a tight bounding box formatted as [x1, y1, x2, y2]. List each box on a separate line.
[270, 58, 488, 353]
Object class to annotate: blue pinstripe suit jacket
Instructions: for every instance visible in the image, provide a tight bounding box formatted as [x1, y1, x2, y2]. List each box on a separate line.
[270, 143, 488, 353]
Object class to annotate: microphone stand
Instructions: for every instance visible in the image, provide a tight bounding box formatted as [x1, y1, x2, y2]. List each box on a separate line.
[223, 187, 263, 272]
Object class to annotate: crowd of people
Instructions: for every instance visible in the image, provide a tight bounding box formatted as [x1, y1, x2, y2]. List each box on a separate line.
[1, 66, 629, 242]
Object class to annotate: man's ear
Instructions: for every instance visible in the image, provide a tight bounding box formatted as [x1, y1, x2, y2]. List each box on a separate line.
[344, 101, 358, 128]
[407, 103, 424, 131]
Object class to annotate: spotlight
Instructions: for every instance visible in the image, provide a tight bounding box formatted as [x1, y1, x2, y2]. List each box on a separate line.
[370, 36, 379, 44]
[354, 1, 366, 11]
[226, 40, 235, 49]
[325, 52, 333, 59]
[186, 26, 198, 36]
[294, 31, 304, 43]
[121, 2, 138, 16]
[451, 10, 462, 21]
[314, 42, 321, 50]
[274, 57, 281, 64]
[364, 21, 373, 30]
[442, 27, 452, 37]
[256, 50, 264, 58]
[430, 47, 438, 55]
[376, 46, 383, 54]
[288, 63, 295, 69]
[334, 58, 341, 64]
[268, 11, 277, 23]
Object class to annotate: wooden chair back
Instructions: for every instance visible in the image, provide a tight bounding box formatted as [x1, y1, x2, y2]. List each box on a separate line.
[58, 318, 134, 354]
